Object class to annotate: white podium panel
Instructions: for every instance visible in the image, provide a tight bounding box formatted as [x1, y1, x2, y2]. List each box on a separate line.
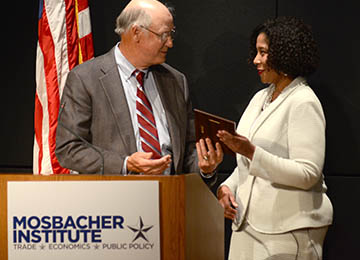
[7, 181, 160, 260]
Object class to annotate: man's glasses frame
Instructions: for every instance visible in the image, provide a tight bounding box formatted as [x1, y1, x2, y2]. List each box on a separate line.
[140, 25, 176, 42]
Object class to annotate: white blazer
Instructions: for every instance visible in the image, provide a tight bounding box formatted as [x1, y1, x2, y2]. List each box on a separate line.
[221, 77, 333, 234]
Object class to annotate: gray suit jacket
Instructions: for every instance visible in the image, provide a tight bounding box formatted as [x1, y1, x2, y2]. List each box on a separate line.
[55, 47, 199, 175]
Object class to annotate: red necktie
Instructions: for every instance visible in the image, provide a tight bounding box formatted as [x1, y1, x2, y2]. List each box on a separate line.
[134, 70, 162, 159]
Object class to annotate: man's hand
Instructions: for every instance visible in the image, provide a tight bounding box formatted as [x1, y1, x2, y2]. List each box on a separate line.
[217, 185, 238, 220]
[196, 138, 223, 174]
[127, 152, 171, 175]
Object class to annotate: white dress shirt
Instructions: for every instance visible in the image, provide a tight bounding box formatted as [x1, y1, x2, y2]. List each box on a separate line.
[114, 43, 172, 175]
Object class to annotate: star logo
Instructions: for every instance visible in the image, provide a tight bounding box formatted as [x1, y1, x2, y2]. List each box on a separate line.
[127, 216, 153, 242]
[39, 244, 46, 250]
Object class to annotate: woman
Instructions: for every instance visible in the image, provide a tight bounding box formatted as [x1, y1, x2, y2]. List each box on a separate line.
[217, 16, 333, 259]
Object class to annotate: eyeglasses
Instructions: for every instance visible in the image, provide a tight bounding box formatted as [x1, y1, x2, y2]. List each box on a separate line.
[140, 25, 176, 42]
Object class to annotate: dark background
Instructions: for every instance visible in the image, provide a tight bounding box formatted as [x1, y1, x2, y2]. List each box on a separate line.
[2, 0, 359, 258]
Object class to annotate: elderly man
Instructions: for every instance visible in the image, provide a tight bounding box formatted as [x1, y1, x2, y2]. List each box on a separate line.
[56, 0, 222, 178]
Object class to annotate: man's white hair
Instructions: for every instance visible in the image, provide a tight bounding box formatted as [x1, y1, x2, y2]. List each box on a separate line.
[114, 6, 152, 36]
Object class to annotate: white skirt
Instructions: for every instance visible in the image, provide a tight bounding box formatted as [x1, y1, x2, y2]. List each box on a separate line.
[228, 222, 328, 260]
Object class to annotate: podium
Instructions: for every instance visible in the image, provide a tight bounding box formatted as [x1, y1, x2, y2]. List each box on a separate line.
[0, 173, 224, 260]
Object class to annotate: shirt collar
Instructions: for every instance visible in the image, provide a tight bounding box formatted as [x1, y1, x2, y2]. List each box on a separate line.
[114, 43, 149, 80]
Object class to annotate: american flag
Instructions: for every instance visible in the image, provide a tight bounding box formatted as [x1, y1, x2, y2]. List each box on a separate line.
[34, 0, 94, 175]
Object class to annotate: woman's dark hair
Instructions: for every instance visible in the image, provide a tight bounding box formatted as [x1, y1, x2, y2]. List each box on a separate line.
[249, 16, 319, 78]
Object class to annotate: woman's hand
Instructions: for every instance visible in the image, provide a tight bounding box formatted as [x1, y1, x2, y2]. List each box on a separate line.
[217, 185, 238, 220]
[217, 130, 255, 160]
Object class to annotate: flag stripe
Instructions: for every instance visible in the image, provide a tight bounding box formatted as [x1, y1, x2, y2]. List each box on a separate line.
[79, 33, 94, 61]
[37, 1, 64, 174]
[77, 0, 88, 12]
[65, 0, 78, 70]
[77, 7, 91, 38]
[34, 93, 44, 173]
[35, 42, 51, 173]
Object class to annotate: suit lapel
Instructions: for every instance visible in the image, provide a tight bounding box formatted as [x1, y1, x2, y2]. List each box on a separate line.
[249, 78, 304, 140]
[152, 67, 183, 171]
[98, 48, 137, 154]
